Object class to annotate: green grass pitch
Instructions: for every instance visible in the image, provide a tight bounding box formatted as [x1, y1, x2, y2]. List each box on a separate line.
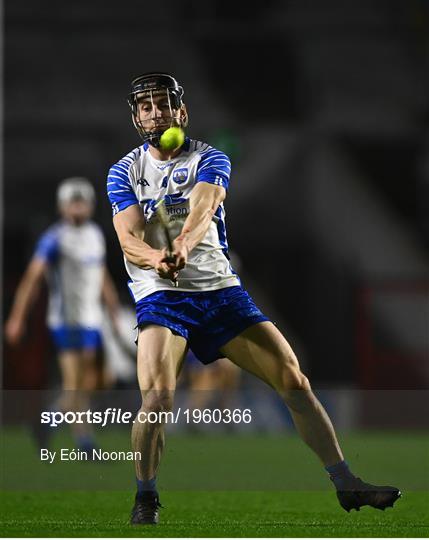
[1, 428, 428, 537]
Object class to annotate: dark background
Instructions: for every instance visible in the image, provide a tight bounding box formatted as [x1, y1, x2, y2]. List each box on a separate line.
[3, 0, 429, 390]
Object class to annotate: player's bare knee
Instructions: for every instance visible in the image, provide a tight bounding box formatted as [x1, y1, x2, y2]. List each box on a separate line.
[280, 370, 316, 413]
[276, 359, 311, 396]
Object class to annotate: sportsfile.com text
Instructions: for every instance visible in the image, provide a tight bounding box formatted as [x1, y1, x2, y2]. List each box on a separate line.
[40, 408, 253, 427]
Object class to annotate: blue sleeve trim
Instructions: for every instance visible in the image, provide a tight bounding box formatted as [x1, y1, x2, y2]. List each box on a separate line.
[107, 157, 139, 216]
[196, 148, 231, 190]
[34, 227, 59, 263]
[111, 199, 139, 216]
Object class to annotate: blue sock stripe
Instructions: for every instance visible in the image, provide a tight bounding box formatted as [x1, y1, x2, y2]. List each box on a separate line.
[325, 460, 351, 476]
[136, 476, 157, 494]
[325, 460, 355, 490]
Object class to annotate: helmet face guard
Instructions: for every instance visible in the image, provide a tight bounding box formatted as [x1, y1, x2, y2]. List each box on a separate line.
[128, 73, 187, 147]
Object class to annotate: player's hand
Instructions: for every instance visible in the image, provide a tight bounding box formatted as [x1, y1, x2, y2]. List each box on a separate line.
[153, 249, 179, 281]
[4, 317, 24, 346]
[172, 235, 189, 271]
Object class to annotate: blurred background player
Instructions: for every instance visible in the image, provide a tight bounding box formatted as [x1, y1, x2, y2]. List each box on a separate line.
[180, 352, 241, 431]
[4, 177, 121, 453]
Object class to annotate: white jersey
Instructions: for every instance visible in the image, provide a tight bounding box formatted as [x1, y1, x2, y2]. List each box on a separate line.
[34, 220, 106, 329]
[107, 138, 240, 302]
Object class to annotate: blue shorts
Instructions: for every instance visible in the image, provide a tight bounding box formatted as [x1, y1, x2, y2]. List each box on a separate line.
[135, 286, 269, 364]
[50, 326, 103, 351]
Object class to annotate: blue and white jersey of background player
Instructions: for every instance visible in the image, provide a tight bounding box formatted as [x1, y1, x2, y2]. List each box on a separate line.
[107, 138, 241, 302]
[34, 221, 106, 330]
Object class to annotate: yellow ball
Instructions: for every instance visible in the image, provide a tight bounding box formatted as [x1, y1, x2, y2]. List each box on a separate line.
[159, 127, 185, 151]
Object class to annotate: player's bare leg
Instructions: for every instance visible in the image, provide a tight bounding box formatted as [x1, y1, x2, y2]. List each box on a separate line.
[221, 321, 401, 511]
[58, 351, 97, 450]
[80, 348, 100, 393]
[131, 325, 187, 524]
[79, 348, 100, 453]
[58, 351, 85, 419]
[221, 321, 342, 466]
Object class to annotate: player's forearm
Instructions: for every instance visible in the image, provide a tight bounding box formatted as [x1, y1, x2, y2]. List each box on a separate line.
[120, 235, 159, 269]
[177, 204, 215, 253]
[8, 258, 46, 325]
[9, 277, 41, 323]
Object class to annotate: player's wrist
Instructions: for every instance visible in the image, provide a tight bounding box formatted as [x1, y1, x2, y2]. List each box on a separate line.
[151, 249, 165, 268]
[138, 247, 162, 270]
[175, 233, 191, 253]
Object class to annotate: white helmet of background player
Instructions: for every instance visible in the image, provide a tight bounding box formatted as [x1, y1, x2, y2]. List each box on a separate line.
[127, 72, 188, 148]
[57, 177, 96, 206]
